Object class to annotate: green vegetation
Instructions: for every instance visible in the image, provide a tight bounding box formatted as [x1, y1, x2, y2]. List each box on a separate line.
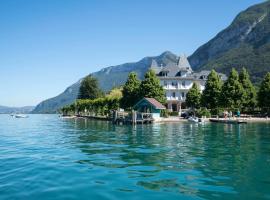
[258, 72, 270, 115]
[186, 83, 201, 109]
[62, 65, 270, 117]
[62, 89, 122, 116]
[201, 70, 223, 111]
[121, 69, 166, 109]
[121, 72, 141, 109]
[139, 69, 166, 104]
[189, 1, 270, 84]
[78, 75, 103, 100]
[239, 68, 257, 111]
[187, 68, 270, 116]
[62, 69, 165, 116]
[220, 68, 245, 110]
[195, 108, 211, 118]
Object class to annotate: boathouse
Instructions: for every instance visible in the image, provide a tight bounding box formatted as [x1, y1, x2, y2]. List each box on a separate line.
[133, 98, 166, 120]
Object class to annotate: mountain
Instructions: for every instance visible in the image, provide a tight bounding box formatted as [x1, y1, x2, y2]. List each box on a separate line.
[0, 106, 34, 114]
[188, 1, 270, 83]
[32, 51, 178, 113]
[33, 1, 270, 114]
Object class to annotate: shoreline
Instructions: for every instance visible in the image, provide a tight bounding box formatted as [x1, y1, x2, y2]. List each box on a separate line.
[61, 115, 270, 123]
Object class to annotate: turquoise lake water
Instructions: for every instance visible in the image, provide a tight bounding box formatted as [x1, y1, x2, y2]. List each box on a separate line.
[0, 114, 270, 200]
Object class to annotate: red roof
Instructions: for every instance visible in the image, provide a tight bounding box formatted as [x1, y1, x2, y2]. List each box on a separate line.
[143, 98, 166, 109]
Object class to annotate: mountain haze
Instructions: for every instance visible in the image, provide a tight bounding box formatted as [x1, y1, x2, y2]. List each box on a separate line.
[0, 106, 34, 114]
[32, 52, 178, 113]
[189, 1, 270, 83]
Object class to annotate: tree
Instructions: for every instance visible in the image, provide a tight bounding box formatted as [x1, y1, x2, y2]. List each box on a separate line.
[106, 87, 123, 99]
[78, 75, 103, 100]
[139, 69, 166, 104]
[121, 72, 141, 109]
[186, 83, 201, 109]
[258, 72, 270, 115]
[201, 70, 223, 110]
[239, 68, 257, 111]
[220, 68, 245, 110]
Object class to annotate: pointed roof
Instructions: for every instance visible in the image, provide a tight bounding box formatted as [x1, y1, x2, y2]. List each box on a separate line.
[150, 59, 158, 68]
[177, 54, 192, 72]
[150, 59, 162, 74]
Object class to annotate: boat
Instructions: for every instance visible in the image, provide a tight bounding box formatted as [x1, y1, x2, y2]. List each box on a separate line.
[14, 114, 29, 118]
[60, 115, 76, 119]
[209, 118, 247, 124]
[188, 117, 204, 123]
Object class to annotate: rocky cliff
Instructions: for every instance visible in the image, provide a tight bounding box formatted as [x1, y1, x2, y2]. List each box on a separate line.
[189, 1, 270, 83]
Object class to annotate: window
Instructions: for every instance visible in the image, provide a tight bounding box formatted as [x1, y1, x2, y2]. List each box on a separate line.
[161, 72, 168, 77]
[172, 92, 176, 98]
[172, 81, 177, 87]
[164, 81, 167, 87]
[181, 92, 185, 98]
[182, 81, 186, 87]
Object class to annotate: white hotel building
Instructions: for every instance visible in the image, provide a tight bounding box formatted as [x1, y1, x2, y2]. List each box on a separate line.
[150, 55, 226, 113]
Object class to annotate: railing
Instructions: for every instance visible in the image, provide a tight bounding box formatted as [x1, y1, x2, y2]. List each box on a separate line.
[163, 85, 193, 90]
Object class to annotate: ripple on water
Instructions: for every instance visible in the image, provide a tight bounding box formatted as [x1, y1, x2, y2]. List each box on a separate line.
[0, 115, 270, 200]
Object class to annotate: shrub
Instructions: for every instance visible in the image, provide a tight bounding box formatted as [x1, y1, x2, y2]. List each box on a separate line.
[161, 110, 169, 118]
[196, 108, 211, 118]
[168, 111, 179, 116]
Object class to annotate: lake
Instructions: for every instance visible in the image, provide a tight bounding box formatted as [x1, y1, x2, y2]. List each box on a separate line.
[0, 114, 270, 200]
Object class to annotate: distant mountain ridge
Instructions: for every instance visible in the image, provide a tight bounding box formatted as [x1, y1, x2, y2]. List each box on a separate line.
[33, 1, 270, 114]
[188, 1, 270, 83]
[32, 51, 178, 113]
[0, 106, 34, 114]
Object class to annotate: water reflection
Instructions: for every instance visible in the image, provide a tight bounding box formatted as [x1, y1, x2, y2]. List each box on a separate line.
[62, 118, 270, 199]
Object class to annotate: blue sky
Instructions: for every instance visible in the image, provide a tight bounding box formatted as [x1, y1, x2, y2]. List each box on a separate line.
[0, 0, 264, 107]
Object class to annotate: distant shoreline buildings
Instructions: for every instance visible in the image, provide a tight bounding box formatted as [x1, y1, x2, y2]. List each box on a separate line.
[151, 54, 227, 113]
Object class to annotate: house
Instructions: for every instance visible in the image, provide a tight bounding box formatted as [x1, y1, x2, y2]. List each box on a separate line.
[151, 54, 226, 113]
[133, 98, 166, 120]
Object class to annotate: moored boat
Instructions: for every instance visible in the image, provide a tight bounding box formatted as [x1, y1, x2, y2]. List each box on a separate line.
[210, 118, 247, 124]
[14, 114, 29, 118]
[188, 117, 204, 123]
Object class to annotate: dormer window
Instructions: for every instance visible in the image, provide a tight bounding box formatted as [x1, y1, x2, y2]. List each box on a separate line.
[160, 71, 168, 77]
[200, 75, 207, 80]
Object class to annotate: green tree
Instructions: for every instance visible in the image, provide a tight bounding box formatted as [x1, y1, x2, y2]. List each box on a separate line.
[139, 69, 166, 104]
[258, 72, 270, 115]
[78, 75, 103, 100]
[201, 70, 223, 110]
[220, 68, 245, 110]
[121, 72, 141, 109]
[239, 68, 257, 111]
[186, 83, 201, 109]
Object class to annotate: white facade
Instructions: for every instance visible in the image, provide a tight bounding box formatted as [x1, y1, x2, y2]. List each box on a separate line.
[151, 54, 225, 113]
[160, 79, 205, 102]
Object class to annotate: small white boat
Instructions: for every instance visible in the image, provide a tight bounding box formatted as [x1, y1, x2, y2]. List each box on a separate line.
[14, 114, 29, 118]
[188, 117, 204, 123]
[60, 115, 76, 119]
